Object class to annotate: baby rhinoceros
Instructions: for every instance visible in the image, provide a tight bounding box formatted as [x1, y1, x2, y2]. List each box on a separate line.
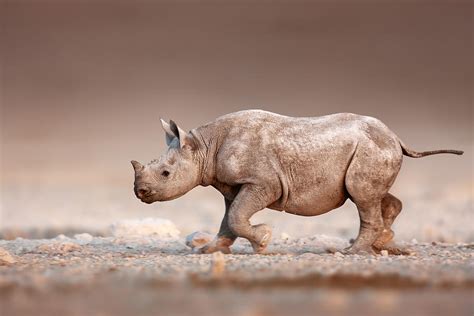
[131, 110, 463, 255]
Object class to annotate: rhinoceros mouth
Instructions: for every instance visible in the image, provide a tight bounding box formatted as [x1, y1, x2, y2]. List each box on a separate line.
[139, 194, 156, 203]
[137, 191, 158, 204]
[139, 191, 187, 204]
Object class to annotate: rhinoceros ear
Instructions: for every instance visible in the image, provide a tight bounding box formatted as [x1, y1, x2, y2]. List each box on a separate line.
[169, 120, 190, 149]
[160, 118, 178, 146]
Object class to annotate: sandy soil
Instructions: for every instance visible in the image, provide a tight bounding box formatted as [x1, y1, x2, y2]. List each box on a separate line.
[1, 234, 473, 316]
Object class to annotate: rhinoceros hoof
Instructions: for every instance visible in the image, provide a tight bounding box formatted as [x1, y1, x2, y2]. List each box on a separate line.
[250, 224, 272, 253]
[372, 242, 413, 256]
[342, 245, 376, 256]
[197, 243, 232, 254]
[372, 229, 395, 249]
[196, 236, 235, 254]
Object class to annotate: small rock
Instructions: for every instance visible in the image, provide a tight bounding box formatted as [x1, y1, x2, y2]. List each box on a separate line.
[210, 251, 226, 277]
[0, 248, 16, 265]
[411, 238, 418, 245]
[381, 250, 389, 257]
[185, 231, 213, 249]
[280, 232, 291, 240]
[334, 251, 344, 258]
[74, 233, 94, 243]
[55, 234, 69, 240]
[36, 242, 82, 254]
[325, 247, 338, 254]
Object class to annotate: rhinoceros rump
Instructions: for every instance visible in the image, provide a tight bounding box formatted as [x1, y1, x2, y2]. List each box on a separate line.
[131, 110, 463, 255]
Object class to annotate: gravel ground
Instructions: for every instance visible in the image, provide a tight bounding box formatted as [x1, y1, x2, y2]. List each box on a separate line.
[1, 234, 473, 316]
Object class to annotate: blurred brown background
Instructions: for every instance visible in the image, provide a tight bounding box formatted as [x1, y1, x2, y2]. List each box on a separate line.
[1, 1, 472, 241]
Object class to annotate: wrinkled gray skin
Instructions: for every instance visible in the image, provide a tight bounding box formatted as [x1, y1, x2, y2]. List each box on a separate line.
[132, 110, 463, 255]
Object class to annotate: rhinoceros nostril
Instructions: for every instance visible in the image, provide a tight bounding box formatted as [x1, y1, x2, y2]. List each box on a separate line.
[137, 188, 151, 198]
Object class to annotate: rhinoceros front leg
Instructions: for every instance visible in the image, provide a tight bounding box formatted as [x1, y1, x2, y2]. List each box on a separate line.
[227, 184, 273, 253]
[198, 198, 237, 254]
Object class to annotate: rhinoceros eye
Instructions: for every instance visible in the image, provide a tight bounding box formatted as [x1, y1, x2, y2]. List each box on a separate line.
[161, 170, 170, 177]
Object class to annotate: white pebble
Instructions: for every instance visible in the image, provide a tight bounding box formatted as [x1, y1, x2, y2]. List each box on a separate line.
[55, 234, 69, 240]
[74, 233, 94, 243]
[185, 231, 213, 249]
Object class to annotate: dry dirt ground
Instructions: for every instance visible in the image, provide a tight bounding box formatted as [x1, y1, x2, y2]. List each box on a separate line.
[1, 234, 473, 316]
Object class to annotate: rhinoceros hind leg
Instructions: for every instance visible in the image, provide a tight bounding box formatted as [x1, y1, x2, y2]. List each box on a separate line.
[372, 193, 402, 250]
[343, 200, 384, 255]
[343, 142, 402, 255]
[371, 193, 412, 255]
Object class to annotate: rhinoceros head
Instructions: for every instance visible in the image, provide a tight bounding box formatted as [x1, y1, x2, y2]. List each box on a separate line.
[131, 119, 201, 204]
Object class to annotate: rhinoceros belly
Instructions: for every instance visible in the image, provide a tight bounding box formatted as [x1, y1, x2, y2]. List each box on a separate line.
[268, 164, 349, 216]
[267, 136, 357, 216]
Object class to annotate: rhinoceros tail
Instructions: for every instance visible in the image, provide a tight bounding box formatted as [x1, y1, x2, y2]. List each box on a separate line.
[399, 140, 464, 158]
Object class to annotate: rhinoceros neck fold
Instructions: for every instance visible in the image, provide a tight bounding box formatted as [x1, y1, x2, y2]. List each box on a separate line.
[191, 125, 223, 187]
